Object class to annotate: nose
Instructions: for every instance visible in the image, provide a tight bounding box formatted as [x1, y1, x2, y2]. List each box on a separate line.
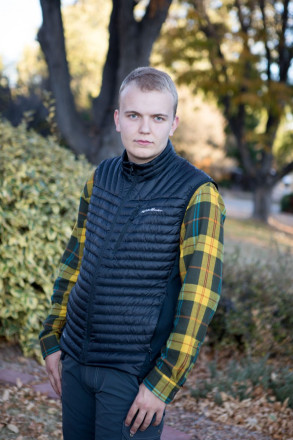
[139, 117, 150, 134]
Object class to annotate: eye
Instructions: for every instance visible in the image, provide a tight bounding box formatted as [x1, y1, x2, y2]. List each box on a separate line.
[128, 113, 138, 119]
[154, 116, 165, 122]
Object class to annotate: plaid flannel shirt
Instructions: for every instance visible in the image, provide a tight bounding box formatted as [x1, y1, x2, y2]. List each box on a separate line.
[39, 173, 225, 404]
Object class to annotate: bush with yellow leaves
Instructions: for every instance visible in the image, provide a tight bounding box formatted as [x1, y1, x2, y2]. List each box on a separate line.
[0, 118, 93, 359]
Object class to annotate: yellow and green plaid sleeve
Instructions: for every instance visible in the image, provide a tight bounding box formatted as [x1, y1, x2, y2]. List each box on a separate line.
[39, 172, 94, 359]
[143, 182, 226, 403]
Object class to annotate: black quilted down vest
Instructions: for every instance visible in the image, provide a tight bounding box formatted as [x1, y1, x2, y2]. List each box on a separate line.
[60, 141, 213, 377]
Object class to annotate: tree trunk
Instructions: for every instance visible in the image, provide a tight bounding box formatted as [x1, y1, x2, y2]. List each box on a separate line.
[38, 0, 172, 164]
[38, 0, 95, 158]
[252, 184, 273, 222]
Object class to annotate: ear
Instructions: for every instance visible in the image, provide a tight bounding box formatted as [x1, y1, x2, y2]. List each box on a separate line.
[169, 115, 179, 137]
[114, 109, 121, 132]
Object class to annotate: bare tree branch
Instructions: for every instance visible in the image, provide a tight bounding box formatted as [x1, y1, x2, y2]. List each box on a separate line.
[235, 0, 251, 33]
[259, 0, 272, 81]
[275, 159, 293, 182]
[92, 0, 120, 129]
[279, 0, 291, 82]
[138, 0, 172, 64]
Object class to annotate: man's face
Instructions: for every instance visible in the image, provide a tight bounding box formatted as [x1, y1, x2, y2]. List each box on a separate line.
[114, 84, 179, 164]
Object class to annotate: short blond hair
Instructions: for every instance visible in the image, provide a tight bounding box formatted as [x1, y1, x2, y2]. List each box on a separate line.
[119, 67, 178, 116]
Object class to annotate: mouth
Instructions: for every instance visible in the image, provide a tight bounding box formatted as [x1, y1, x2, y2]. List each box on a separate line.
[134, 140, 153, 145]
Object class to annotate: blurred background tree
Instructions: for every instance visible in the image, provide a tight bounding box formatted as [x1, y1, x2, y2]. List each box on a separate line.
[13, 0, 228, 177]
[2, 0, 293, 221]
[157, 0, 293, 222]
[37, 0, 173, 163]
[0, 56, 14, 121]
[17, 0, 110, 110]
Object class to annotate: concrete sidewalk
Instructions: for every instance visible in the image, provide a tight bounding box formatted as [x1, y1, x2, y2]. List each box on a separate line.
[0, 367, 191, 440]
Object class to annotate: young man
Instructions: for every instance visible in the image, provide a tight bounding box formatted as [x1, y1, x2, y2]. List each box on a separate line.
[40, 67, 225, 440]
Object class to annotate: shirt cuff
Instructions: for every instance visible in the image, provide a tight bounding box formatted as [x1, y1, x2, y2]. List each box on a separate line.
[143, 366, 180, 404]
[39, 333, 61, 360]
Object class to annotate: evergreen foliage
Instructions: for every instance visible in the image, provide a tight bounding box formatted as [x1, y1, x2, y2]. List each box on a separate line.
[0, 119, 93, 358]
[280, 192, 293, 213]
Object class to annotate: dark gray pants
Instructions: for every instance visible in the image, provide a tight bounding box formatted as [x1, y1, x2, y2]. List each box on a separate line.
[61, 353, 164, 440]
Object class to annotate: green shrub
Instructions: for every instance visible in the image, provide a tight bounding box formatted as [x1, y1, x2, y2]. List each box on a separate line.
[0, 118, 93, 359]
[280, 192, 293, 213]
[209, 249, 293, 357]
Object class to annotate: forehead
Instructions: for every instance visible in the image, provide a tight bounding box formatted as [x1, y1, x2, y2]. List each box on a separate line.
[119, 84, 174, 114]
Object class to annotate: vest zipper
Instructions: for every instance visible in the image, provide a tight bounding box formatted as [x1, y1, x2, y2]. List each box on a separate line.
[113, 205, 141, 252]
[81, 176, 138, 361]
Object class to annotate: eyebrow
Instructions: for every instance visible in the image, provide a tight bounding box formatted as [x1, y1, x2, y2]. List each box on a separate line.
[124, 110, 169, 118]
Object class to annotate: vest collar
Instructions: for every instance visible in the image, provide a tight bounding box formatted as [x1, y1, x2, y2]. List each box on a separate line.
[121, 140, 176, 180]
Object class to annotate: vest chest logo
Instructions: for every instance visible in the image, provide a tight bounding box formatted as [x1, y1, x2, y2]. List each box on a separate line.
[140, 208, 164, 214]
